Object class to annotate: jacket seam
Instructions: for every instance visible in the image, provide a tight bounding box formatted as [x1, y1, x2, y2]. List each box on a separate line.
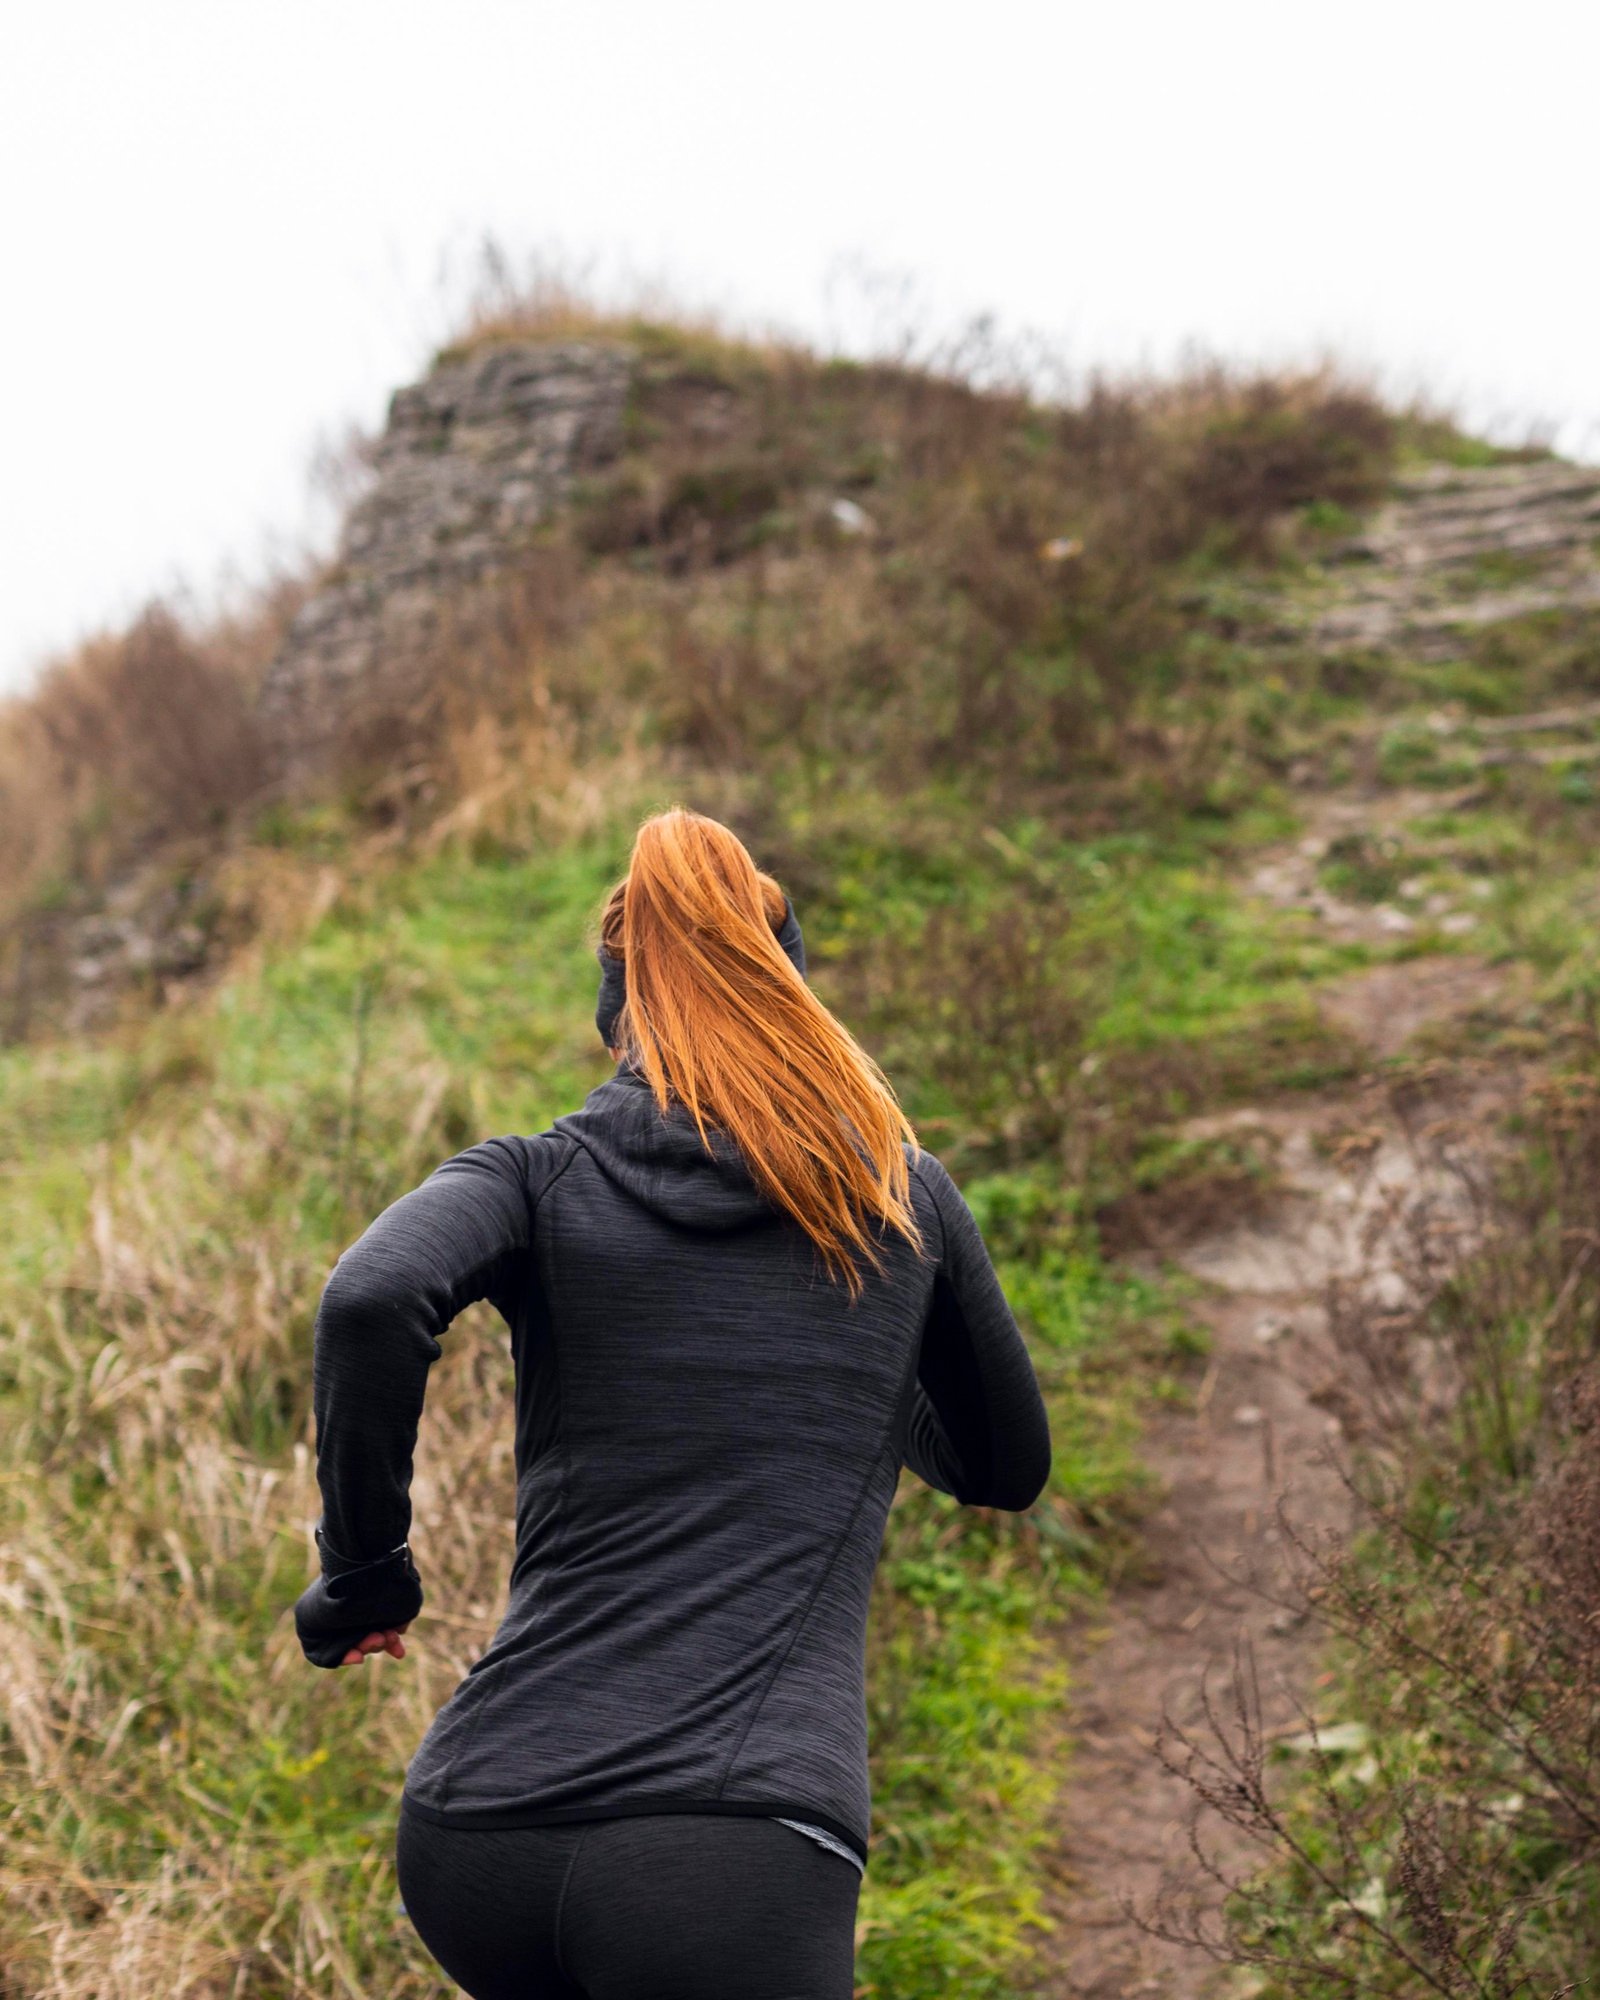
[422, 1137, 582, 1325]
[533, 1147, 580, 1717]
[713, 1322, 925, 1804]
[432, 1136, 581, 1808]
[529, 1131, 583, 1210]
[909, 1156, 950, 1268]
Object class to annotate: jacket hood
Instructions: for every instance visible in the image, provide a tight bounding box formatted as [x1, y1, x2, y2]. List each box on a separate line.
[552, 1066, 776, 1233]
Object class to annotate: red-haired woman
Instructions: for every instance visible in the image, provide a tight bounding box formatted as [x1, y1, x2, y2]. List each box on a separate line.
[293, 809, 1051, 2000]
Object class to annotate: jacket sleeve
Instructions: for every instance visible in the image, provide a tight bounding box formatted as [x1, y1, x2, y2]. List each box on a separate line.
[903, 1155, 1052, 1511]
[310, 1136, 538, 1567]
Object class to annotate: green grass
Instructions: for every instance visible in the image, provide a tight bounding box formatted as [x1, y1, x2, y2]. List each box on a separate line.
[1, 799, 1262, 1998]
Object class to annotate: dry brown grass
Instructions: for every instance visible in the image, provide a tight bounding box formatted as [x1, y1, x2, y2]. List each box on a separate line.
[0, 586, 303, 924]
[0, 1048, 515, 1997]
[362, 347, 1403, 842]
[429, 243, 837, 377]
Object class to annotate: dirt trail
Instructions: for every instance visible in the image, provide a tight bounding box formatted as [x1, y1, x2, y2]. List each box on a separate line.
[1037, 785, 1537, 1997]
[1032, 454, 1598, 1990]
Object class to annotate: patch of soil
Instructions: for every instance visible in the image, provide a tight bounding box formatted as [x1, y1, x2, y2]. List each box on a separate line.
[1316, 954, 1528, 1062]
[1038, 1284, 1347, 1998]
[1095, 1162, 1285, 1264]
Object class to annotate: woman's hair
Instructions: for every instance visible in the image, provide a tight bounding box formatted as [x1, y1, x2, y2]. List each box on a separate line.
[598, 808, 921, 1293]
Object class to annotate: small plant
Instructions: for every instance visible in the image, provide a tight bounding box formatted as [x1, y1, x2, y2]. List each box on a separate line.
[1320, 830, 1410, 903]
[1377, 720, 1480, 789]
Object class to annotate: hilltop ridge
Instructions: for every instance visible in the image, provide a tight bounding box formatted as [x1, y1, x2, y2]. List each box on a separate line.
[4, 315, 1560, 1048]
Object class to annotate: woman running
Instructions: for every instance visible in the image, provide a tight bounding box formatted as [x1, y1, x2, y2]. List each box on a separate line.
[293, 807, 1051, 2000]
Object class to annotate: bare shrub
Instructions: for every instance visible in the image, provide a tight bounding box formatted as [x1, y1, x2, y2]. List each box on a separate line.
[1167, 372, 1398, 559]
[1148, 1643, 1547, 1998]
[825, 887, 1099, 1167]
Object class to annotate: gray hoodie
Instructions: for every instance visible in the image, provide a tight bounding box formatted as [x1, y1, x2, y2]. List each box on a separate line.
[306, 1065, 1052, 1866]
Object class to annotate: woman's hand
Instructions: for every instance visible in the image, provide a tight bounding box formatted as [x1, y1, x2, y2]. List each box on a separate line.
[339, 1622, 411, 1666]
[294, 1551, 424, 1669]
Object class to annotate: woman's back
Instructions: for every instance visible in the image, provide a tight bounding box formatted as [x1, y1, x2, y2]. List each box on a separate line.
[315, 1062, 1048, 1863]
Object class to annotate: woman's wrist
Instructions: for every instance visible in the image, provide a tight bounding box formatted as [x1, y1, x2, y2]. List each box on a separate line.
[315, 1521, 412, 1580]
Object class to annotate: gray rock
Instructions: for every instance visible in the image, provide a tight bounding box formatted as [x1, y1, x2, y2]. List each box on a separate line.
[259, 339, 634, 766]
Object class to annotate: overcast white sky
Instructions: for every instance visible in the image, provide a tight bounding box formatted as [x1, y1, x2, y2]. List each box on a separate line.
[2, 0, 1597, 692]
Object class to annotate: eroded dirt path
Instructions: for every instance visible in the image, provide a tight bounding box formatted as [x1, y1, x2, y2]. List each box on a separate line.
[1037, 785, 1537, 1998]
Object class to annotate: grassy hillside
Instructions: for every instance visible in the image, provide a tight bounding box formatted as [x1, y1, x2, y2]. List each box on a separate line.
[4, 310, 1600, 1996]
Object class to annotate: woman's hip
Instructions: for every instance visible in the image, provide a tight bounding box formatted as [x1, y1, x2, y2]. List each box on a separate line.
[395, 1795, 861, 2000]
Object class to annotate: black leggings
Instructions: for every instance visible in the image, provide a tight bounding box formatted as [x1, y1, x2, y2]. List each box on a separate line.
[395, 1796, 862, 1999]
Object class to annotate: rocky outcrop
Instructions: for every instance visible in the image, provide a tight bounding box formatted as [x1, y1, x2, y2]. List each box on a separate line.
[1349, 461, 1600, 568]
[259, 339, 633, 759]
[3, 855, 228, 1041]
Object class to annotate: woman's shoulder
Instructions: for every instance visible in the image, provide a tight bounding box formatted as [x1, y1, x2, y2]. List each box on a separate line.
[904, 1142, 957, 1198]
[903, 1144, 962, 1244]
[511, 1127, 585, 1184]
[903, 1145, 996, 1256]
[433, 1128, 581, 1197]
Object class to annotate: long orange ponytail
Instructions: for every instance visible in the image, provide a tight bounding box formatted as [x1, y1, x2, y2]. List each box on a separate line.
[598, 809, 921, 1293]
